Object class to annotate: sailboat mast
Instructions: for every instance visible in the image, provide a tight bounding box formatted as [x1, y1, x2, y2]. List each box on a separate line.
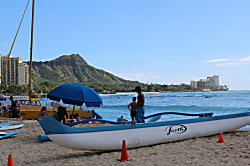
[29, 0, 35, 99]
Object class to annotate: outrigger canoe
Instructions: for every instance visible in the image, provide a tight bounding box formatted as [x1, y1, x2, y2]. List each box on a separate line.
[38, 111, 250, 151]
[2, 98, 102, 120]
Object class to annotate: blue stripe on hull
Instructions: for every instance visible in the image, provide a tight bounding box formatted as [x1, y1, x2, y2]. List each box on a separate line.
[38, 111, 250, 135]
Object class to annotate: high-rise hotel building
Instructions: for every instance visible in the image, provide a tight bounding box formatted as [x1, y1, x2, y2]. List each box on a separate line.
[190, 75, 219, 90]
[0, 53, 29, 85]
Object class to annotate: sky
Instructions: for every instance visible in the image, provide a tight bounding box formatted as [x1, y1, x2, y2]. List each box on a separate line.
[0, 0, 250, 90]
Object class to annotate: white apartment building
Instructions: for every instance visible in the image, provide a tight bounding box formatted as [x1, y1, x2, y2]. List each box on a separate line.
[190, 81, 197, 89]
[190, 75, 219, 90]
[0, 55, 29, 85]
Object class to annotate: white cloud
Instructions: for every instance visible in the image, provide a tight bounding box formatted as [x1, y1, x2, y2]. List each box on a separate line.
[205, 58, 232, 63]
[215, 62, 239, 67]
[205, 56, 250, 66]
[240, 56, 250, 62]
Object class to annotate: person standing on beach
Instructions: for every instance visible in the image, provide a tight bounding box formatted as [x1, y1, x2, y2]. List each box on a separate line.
[135, 86, 145, 123]
[1, 104, 8, 118]
[128, 97, 137, 122]
[10, 96, 17, 118]
[0, 103, 7, 118]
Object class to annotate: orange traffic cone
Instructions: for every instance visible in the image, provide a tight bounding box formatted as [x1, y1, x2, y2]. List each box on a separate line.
[117, 140, 133, 162]
[8, 154, 14, 166]
[92, 118, 96, 124]
[217, 132, 225, 143]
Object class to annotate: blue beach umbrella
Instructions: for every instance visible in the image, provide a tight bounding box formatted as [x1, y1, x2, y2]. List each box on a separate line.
[47, 83, 102, 107]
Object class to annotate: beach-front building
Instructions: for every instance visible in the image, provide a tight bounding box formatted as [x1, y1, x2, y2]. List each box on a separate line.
[0, 54, 29, 85]
[190, 75, 220, 90]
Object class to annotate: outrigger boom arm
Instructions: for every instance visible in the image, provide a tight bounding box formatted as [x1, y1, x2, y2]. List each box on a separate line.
[144, 112, 213, 119]
[70, 112, 213, 126]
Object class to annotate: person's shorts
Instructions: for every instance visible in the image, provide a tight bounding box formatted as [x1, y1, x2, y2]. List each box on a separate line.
[131, 111, 137, 117]
[3, 107, 8, 112]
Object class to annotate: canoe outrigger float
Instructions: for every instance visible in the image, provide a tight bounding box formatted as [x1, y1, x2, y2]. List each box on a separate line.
[38, 111, 250, 151]
[0, 131, 21, 139]
[0, 124, 24, 131]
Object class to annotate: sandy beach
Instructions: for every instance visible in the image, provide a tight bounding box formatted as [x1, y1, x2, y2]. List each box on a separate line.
[0, 120, 249, 166]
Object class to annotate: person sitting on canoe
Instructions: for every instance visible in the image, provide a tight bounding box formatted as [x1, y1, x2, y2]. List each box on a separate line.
[73, 113, 80, 121]
[135, 86, 145, 123]
[120, 116, 124, 122]
[53, 106, 67, 124]
[39, 106, 48, 117]
[128, 97, 137, 122]
[63, 107, 68, 124]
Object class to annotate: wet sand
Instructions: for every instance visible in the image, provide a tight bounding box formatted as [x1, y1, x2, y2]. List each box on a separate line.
[0, 120, 249, 166]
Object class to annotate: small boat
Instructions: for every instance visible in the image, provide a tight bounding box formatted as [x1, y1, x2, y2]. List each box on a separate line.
[0, 124, 24, 131]
[1, 97, 99, 120]
[0, 131, 21, 139]
[38, 111, 250, 151]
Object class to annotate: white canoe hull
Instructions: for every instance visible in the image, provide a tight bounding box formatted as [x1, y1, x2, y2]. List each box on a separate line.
[44, 114, 250, 150]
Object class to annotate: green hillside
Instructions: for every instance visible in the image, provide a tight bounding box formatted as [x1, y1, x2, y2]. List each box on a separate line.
[23, 54, 194, 93]
[28, 54, 140, 86]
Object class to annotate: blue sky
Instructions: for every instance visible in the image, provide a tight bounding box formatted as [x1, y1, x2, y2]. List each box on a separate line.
[0, 0, 250, 90]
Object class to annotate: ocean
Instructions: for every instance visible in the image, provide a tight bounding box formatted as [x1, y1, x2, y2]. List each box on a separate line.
[9, 91, 250, 129]
[93, 91, 250, 129]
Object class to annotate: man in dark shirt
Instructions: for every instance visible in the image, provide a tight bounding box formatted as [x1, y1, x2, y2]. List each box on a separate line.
[10, 96, 17, 118]
[10, 96, 16, 108]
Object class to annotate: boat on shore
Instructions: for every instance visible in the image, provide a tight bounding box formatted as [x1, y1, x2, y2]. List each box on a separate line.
[38, 111, 250, 151]
[1, 98, 99, 119]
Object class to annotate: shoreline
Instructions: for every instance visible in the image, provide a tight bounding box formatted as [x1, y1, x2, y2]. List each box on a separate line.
[1, 120, 249, 165]
[3, 90, 249, 97]
[104, 90, 232, 95]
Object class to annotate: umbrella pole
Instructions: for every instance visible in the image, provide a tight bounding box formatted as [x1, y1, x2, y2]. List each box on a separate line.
[72, 105, 75, 118]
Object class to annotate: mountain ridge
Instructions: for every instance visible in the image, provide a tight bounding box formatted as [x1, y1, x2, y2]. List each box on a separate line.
[26, 54, 141, 85]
